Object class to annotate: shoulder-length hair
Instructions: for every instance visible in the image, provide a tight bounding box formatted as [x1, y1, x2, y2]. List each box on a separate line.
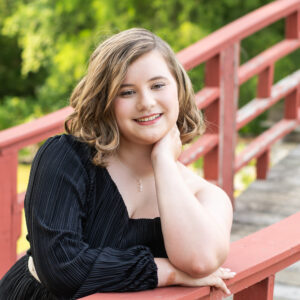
[65, 28, 205, 166]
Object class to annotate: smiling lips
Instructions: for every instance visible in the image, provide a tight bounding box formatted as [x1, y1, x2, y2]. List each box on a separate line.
[134, 113, 162, 124]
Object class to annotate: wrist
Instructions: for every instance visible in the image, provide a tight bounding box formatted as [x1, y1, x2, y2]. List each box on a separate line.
[154, 257, 181, 287]
[151, 152, 176, 168]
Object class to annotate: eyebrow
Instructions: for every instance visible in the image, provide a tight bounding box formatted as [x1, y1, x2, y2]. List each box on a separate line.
[120, 76, 168, 88]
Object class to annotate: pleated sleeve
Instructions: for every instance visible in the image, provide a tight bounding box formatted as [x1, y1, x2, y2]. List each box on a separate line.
[25, 135, 158, 298]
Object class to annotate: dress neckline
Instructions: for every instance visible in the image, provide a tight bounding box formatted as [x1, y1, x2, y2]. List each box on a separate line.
[103, 167, 160, 222]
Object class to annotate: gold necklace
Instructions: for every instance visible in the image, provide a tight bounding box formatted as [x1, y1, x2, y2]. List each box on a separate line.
[116, 156, 143, 192]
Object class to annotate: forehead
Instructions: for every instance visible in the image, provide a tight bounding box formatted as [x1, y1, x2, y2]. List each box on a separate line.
[122, 50, 173, 83]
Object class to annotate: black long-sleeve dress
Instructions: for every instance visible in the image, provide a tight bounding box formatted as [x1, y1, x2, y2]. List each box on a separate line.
[0, 134, 167, 300]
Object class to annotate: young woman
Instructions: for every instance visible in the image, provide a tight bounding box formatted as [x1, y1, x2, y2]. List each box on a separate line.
[0, 28, 234, 299]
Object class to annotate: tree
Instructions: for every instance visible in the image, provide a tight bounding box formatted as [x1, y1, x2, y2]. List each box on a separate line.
[0, 0, 299, 134]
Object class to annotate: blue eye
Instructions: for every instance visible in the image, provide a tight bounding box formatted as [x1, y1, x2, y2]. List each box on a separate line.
[152, 83, 165, 89]
[120, 90, 135, 96]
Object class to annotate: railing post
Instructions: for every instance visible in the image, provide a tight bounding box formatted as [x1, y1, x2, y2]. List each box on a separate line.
[256, 149, 270, 179]
[219, 43, 239, 204]
[257, 65, 274, 98]
[203, 43, 239, 205]
[285, 87, 300, 120]
[203, 54, 220, 183]
[285, 10, 300, 39]
[0, 150, 18, 277]
[256, 61, 274, 180]
[234, 275, 275, 300]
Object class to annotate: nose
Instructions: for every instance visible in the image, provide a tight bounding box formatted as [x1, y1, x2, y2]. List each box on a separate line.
[136, 89, 156, 111]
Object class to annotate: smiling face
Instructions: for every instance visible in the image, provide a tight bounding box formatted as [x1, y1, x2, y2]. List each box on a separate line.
[113, 50, 179, 147]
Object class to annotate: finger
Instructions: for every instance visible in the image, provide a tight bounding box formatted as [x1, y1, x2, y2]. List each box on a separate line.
[213, 278, 231, 295]
[214, 268, 225, 276]
[219, 267, 232, 272]
[220, 271, 236, 279]
[217, 268, 236, 279]
[218, 267, 235, 273]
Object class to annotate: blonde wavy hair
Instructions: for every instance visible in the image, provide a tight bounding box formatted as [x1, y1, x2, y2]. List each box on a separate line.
[65, 28, 205, 166]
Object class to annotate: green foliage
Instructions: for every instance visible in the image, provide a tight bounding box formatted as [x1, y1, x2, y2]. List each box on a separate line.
[0, 35, 43, 98]
[0, 0, 298, 135]
[0, 95, 43, 130]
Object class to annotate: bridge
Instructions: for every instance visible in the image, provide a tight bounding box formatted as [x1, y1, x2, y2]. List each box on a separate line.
[231, 141, 300, 300]
[1, 0, 300, 299]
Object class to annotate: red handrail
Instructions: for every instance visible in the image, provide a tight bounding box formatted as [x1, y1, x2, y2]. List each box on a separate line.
[177, 0, 300, 69]
[81, 211, 300, 299]
[178, 0, 300, 199]
[0, 106, 73, 153]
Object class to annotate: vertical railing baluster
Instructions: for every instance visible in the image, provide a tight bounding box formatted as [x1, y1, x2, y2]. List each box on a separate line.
[285, 10, 300, 39]
[257, 149, 270, 179]
[203, 54, 220, 185]
[257, 65, 274, 98]
[0, 150, 18, 277]
[256, 64, 274, 179]
[285, 87, 300, 120]
[203, 42, 239, 205]
[219, 43, 239, 205]
[234, 275, 275, 300]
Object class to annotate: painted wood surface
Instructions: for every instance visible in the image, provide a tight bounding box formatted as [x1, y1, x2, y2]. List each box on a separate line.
[1, 1, 300, 298]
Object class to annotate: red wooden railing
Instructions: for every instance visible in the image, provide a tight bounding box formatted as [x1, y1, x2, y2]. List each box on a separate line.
[80, 211, 300, 300]
[1, 0, 300, 298]
[178, 0, 300, 201]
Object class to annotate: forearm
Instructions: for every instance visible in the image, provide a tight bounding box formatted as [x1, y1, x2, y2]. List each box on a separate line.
[153, 157, 229, 276]
[154, 257, 235, 295]
[154, 257, 202, 287]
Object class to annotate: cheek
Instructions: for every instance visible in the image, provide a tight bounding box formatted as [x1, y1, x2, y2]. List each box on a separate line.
[113, 99, 131, 123]
[167, 89, 179, 118]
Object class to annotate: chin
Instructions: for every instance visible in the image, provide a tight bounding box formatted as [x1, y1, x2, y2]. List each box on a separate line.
[140, 137, 162, 145]
[126, 126, 172, 145]
[136, 134, 164, 145]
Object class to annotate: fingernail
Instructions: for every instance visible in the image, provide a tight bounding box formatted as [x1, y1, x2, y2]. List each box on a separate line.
[231, 272, 236, 275]
[227, 289, 231, 295]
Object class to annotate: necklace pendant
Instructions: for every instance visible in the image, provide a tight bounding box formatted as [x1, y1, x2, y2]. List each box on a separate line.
[137, 179, 143, 192]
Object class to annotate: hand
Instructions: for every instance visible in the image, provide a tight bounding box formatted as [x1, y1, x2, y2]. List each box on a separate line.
[177, 267, 235, 296]
[151, 125, 182, 163]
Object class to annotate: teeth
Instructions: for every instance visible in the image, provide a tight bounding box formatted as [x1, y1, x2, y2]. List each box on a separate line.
[136, 114, 161, 122]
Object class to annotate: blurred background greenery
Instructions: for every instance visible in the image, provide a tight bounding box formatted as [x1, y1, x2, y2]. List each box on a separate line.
[1, 0, 300, 135]
[2, 0, 298, 253]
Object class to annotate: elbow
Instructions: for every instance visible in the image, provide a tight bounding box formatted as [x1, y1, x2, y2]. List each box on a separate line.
[34, 258, 81, 298]
[37, 271, 79, 298]
[187, 245, 230, 278]
[189, 257, 219, 278]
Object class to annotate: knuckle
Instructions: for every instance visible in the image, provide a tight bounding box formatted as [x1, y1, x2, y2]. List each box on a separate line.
[216, 277, 223, 285]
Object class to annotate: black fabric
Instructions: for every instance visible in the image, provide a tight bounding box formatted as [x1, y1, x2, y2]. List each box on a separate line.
[0, 255, 63, 300]
[0, 134, 167, 299]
